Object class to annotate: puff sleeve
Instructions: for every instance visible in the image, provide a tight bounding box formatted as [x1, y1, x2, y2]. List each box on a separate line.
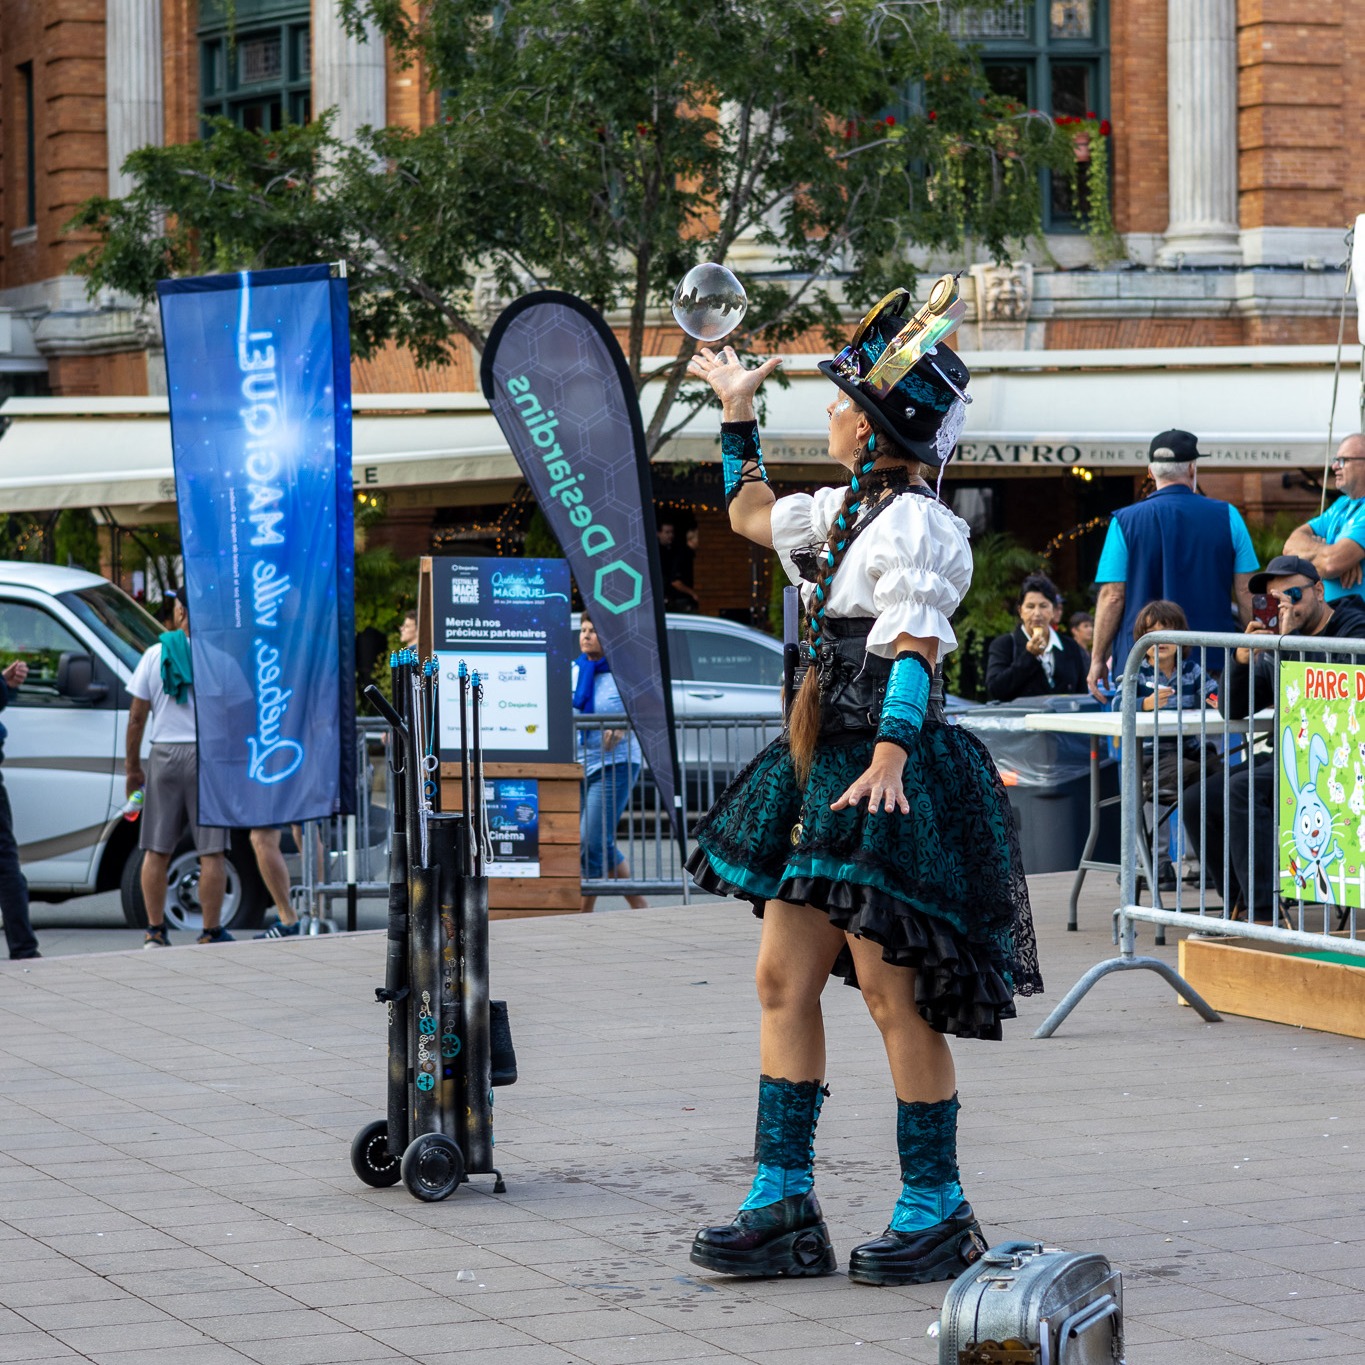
[865, 497, 974, 658]
[769, 487, 845, 586]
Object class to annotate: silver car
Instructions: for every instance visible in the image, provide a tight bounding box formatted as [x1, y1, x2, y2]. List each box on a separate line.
[574, 611, 783, 717]
[576, 614, 972, 811]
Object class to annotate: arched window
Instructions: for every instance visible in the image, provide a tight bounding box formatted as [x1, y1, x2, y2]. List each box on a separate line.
[199, 0, 311, 134]
[950, 1, 1108, 231]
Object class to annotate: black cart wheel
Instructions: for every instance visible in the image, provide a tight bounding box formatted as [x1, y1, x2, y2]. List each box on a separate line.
[401, 1133, 466, 1202]
[350, 1120, 402, 1188]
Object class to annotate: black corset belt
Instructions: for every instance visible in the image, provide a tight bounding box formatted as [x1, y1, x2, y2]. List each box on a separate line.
[795, 618, 946, 738]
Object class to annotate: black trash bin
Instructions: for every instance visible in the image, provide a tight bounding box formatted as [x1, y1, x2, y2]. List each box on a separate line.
[955, 695, 1120, 875]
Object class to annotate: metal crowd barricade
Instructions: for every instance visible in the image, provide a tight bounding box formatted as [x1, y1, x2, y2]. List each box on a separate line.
[290, 712, 787, 919]
[575, 710, 785, 898]
[1036, 628, 1365, 1038]
[294, 718, 390, 930]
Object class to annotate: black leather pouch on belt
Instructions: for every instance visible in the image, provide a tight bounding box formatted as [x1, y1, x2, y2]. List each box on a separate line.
[816, 639, 891, 737]
[790, 621, 945, 739]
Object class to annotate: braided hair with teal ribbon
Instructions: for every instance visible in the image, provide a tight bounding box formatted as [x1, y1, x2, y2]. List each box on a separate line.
[787, 432, 882, 783]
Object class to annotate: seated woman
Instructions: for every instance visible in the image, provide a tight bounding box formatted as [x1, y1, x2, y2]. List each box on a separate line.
[985, 573, 1089, 701]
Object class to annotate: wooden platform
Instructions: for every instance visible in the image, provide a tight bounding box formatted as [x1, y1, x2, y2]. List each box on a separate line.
[1179, 936, 1365, 1039]
[441, 762, 583, 919]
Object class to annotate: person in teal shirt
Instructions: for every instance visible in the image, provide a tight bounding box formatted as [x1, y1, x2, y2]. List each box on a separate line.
[1088, 430, 1259, 693]
[1283, 434, 1365, 602]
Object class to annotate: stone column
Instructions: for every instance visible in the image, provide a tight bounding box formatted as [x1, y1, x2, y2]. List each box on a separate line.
[311, 0, 387, 143]
[1159, 0, 1241, 265]
[106, 0, 164, 197]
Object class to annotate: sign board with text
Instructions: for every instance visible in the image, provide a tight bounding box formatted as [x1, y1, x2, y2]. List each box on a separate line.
[484, 778, 540, 878]
[1278, 660, 1365, 911]
[433, 557, 574, 765]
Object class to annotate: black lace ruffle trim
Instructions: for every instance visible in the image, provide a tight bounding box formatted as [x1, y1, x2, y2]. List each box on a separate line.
[689, 857, 1025, 1042]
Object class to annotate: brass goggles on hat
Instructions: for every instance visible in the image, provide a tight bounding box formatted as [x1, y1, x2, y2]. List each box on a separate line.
[829, 273, 968, 399]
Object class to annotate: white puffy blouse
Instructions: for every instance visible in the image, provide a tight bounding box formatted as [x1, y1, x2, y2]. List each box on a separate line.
[770, 486, 974, 659]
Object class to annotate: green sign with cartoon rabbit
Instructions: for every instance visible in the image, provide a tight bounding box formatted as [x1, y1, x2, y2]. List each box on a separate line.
[1279, 660, 1365, 908]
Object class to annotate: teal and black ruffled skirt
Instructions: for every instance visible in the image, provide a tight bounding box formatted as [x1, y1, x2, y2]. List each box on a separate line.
[685, 716, 1042, 1041]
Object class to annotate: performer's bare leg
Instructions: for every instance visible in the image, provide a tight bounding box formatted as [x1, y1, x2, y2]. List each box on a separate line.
[844, 933, 955, 1101]
[841, 932, 984, 1287]
[756, 900, 844, 1081]
[690, 900, 844, 1279]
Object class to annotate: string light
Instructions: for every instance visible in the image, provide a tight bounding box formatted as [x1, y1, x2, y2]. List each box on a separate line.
[1043, 515, 1110, 559]
[431, 486, 541, 558]
[1070, 465, 1095, 483]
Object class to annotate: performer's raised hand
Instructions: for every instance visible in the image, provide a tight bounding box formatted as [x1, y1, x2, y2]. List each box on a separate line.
[688, 345, 781, 423]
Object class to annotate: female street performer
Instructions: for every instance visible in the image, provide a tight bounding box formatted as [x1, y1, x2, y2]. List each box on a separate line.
[685, 285, 1041, 1287]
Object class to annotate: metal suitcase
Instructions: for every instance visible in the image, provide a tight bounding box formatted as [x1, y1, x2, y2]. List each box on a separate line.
[938, 1240, 1123, 1365]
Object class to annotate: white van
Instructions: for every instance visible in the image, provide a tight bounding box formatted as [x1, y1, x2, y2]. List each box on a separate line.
[0, 562, 269, 931]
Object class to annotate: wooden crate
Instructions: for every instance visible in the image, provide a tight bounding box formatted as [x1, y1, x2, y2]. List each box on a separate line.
[1179, 936, 1365, 1039]
[441, 762, 583, 919]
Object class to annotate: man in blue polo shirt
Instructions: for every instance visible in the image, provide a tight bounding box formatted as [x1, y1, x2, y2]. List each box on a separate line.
[1282, 433, 1365, 600]
[1088, 429, 1258, 697]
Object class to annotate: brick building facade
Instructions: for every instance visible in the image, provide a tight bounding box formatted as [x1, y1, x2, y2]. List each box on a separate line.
[0, 0, 1359, 617]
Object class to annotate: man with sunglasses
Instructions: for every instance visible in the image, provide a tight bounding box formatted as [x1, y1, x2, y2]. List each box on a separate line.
[1282, 434, 1365, 601]
[1183, 555, 1365, 918]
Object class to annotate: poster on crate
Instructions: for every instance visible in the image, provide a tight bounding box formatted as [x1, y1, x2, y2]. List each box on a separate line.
[433, 557, 574, 764]
[483, 779, 540, 878]
[1277, 660, 1365, 909]
[157, 263, 356, 826]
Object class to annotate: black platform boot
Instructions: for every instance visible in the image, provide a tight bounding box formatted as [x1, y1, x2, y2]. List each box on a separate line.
[690, 1077, 836, 1278]
[848, 1095, 987, 1287]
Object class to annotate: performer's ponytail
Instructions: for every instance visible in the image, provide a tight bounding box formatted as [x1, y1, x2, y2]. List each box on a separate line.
[788, 428, 936, 787]
[788, 446, 878, 784]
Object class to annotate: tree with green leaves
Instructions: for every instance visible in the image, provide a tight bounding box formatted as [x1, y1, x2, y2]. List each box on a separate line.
[71, 0, 1066, 455]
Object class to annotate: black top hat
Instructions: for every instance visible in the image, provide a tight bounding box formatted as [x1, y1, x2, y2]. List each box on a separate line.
[1148, 429, 1200, 462]
[818, 311, 970, 467]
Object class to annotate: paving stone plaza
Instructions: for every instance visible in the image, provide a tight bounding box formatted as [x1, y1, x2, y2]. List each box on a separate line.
[2, 874, 1364, 1365]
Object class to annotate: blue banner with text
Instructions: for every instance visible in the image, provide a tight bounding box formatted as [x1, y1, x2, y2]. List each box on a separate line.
[157, 264, 356, 826]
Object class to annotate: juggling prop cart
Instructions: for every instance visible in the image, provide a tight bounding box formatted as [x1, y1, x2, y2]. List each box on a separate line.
[351, 652, 517, 1202]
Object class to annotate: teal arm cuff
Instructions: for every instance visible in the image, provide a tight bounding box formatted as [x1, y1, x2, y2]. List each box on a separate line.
[876, 651, 932, 751]
[721, 421, 768, 505]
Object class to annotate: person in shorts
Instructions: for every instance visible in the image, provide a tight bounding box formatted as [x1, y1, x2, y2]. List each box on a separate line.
[124, 596, 231, 947]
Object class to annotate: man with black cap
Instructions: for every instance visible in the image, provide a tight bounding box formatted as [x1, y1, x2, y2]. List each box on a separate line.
[1184, 555, 1365, 917]
[1087, 429, 1258, 697]
[1282, 433, 1365, 602]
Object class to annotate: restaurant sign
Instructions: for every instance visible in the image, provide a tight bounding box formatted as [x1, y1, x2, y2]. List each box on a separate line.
[755, 439, 1317, 469]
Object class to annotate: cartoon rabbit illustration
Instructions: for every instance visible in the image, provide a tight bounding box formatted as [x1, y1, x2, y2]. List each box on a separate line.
[1297, 708, 1310, 750]
[1328, 772, 1346, 804]
[1351, 701, 1361, 736]
[1286, 681, 1302, 707]
[1333, 734, 1351, 771]
[1326, 712, 1339, 737]
[1352, 767, 1365, 817]
[1282, 729, 1344, 904]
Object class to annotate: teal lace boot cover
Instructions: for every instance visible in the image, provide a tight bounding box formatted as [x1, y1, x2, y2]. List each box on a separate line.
[740, 1075, 826, 1209]
[690, 1076, 837, 1278]
[848, 1095, 988, 1286]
